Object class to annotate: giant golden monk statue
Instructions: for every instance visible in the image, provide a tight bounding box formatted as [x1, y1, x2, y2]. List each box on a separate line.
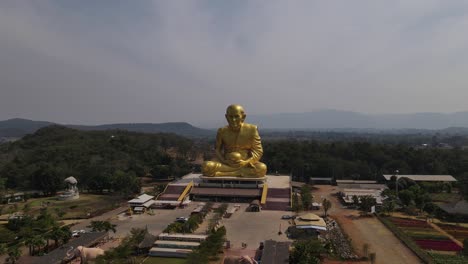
[202, 104, 267, 178]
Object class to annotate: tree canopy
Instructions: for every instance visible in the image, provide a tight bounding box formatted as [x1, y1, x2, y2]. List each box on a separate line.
[0, 125, 193, 194]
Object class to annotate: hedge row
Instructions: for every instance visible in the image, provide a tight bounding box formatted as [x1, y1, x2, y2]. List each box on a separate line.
[428, 252, 468, 264]
[377, 215, 434, 264]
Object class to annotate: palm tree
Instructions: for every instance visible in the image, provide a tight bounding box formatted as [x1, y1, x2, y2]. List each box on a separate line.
[88, 220, 117, 240]
[48, 226, 64, 249]
[88, 220, 117, 233]
[60, 226, 72, 244]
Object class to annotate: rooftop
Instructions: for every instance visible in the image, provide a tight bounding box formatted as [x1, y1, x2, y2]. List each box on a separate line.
[382, 174, 457, 182]
[262, 240, 291, 264]
[294, 213, 327, 230]
[128, 193, 154, 204]
[438, 200, 468, 215]
[34, 232, 106, 264]
[336, 180, 378, 184]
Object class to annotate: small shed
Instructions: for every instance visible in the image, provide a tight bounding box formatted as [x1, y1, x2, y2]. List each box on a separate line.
[248, 200, 261, 212]
[128, 194, 155, 213]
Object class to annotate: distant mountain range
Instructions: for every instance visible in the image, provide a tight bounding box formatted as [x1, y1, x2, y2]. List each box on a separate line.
[3, 110, 468, 139]
[249, 110, 468, 131]
[0, 118, 213, 138]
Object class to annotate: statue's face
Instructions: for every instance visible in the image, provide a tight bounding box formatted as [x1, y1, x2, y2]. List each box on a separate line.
[225, 107, 245, 131]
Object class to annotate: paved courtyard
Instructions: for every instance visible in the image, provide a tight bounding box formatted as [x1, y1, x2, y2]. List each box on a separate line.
[111, 203, 200, 238]
[222, 203, 293, 250]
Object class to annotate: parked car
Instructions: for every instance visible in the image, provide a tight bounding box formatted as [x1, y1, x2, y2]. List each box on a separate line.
[281, 215, 292, 219]
[176, 217, 189, 222]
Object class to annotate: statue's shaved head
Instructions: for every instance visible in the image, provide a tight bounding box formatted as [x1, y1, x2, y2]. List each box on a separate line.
[226, 104, 245, 115]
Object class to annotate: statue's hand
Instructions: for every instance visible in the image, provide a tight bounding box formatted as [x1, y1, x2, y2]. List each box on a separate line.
[225, 159, 242, 168]
[234, 159, 251, 168]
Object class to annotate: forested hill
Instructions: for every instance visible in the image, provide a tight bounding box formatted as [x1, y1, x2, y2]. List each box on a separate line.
[0, 118, 213, 138]
[0, 125, 194, 195]
[69, 122, 213, 138]
[0, 118, 54, 137]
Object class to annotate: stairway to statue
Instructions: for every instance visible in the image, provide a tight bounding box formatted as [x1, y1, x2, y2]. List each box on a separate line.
[263, 188, 291, 211]
[158, 185, 187, 201]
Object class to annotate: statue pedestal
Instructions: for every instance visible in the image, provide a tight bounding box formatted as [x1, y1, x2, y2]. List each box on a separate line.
[199, 175, 266, 189]
[57, 191, 79, 201]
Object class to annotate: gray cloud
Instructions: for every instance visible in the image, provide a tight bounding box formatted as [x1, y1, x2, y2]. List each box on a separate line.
[1, 1, 468, 127]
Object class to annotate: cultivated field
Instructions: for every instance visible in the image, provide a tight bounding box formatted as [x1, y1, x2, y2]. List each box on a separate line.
[313, 185, 422, 264]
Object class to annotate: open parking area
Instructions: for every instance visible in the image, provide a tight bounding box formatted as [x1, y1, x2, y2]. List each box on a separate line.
[111, 203, 201, 238]
[110, 202, 293, 251]
[222, 203, 293, 249]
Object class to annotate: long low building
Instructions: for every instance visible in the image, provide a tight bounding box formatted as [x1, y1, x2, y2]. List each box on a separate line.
[148, 247, 193, 258]
[382, 174, 457, 182]
[148, 233, 208, 258]
[341, 188, 384, 205]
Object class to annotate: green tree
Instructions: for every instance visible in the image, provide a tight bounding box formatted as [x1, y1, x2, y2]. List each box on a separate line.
[0, 243, 7, 256]
[31, 235, 46, 255]
[300, 185, 312, 211]
[352, 195, 360, 206]
[7, 246, 21, 264]
[398, 189, 414, 207]
[414, 192, 431, 213]
[23, 235, 34, 256]
[111, 170, 140, 197]
[359, 195, 376, 214]
[87, 220, 117, 236]
[382, 198, 396, 215]
[0, 177, 6, 203]
[292, 192, 302, 213]
[290, 239, 324, 264]
[48, 225, 70, 248]
[322, 198, 332, 218]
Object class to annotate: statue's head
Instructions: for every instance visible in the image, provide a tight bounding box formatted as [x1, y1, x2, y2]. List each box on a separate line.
[225, 104, 246, 131]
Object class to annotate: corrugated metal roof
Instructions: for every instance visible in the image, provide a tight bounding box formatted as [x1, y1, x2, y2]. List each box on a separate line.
[261, 240, 291, 264]
[128, 193, 155, 204]
[34, 232, 106, 264]
[336, 180, 378, 184]
[382, 174, 457, 182]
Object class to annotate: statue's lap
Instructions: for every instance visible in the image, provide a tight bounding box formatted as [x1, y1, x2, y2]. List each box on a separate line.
[202, 160, 267, 178]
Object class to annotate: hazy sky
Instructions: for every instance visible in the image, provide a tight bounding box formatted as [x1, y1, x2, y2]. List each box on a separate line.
[1, 1, 468, 126]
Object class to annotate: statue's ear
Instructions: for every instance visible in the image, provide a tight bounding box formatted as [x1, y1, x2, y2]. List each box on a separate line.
[241, 113, 246, 121]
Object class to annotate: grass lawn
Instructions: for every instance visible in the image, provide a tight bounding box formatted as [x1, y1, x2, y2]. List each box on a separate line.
[23, 194, 124, 219]
[142, 257, 187, 264]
